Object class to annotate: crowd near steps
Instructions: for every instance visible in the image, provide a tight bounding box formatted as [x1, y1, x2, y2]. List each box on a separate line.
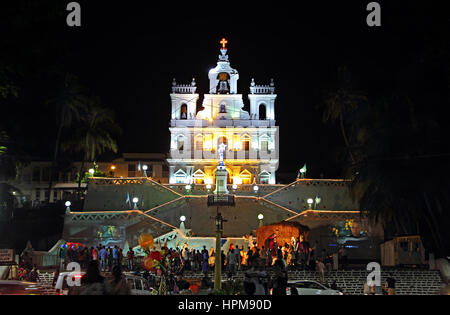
[35, 268, 443, 295]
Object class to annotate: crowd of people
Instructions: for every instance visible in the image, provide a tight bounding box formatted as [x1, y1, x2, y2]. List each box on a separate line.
[14, 239, 397, 295]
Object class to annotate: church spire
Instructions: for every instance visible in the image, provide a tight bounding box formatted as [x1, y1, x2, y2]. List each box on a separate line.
[219, 38, 229, 62]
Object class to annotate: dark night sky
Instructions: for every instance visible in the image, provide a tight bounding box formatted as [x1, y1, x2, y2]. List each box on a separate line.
[1, 0, 448, 181]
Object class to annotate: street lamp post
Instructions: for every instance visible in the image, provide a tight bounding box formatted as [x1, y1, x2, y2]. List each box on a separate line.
[132, 197, 139, 210]
[258, 213, 264, 227]
[142, 164, 148, 177]
[214, 210, 227, 291]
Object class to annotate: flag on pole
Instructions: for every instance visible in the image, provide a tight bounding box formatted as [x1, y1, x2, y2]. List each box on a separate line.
[315, 193, 321, 205]
[126, 192, 131, 207]
[299, 163, 307, 178]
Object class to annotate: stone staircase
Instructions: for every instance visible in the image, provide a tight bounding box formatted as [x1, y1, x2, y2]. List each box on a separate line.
[182, 268, 443, 295]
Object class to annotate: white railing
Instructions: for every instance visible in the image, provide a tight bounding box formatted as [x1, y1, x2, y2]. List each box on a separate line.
[250, 85, 275, 94]
[172, 85, 197, 94]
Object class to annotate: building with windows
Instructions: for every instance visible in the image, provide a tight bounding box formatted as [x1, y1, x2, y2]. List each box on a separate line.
[0, 153, 169, 206]
[167, 39, 278, 185]
[59, 40, 384, 262]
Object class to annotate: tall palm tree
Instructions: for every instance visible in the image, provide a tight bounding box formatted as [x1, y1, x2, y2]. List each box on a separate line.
[322, 66, 367, 164]
[62, 101, 121, 197]
[343, 94, 449, 256]
[46, 74, 89, 199]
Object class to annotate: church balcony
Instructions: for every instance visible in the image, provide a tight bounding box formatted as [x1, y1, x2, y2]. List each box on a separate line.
[250, 85, 275, 95]
[170, 119, 276, 128]
[172, 85, 197, 94]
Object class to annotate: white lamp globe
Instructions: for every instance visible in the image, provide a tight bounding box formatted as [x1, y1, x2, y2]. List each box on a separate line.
[180, 215, 186, 222]
[307, 198, 313, 205]
[232, 184, 238, 190]
[65, 201, 71, 207]
[206, 184, 212, 190]
[142, 164, 148, 171]
[88, 168, 95, 175]
[253, 185, 259, 192]
[185, 184, 191, 190]
[258, 213, 264, 220]
[132, 197, 139, 203]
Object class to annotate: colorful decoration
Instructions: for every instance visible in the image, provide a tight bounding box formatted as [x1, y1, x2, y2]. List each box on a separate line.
[139, 233, 154, 251]
[61, 242, 86, 250]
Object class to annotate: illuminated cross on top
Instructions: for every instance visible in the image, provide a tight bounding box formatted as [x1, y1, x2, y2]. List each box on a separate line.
[220, 38, 228, 49]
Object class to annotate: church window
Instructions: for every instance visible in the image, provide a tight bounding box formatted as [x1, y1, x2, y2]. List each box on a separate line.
[217, 72, 230, 94]
[259, 171, 270, 184]
[177, 135, 184, 151]
[240, 169, 252, 185]
[128, 164, 136, 177]
[242, 134, 250, 152]
[219, 103, 227, 113]
[258, 103, 267, 120]
[180, 104, 188, 120]
[195, 135, 203, 151]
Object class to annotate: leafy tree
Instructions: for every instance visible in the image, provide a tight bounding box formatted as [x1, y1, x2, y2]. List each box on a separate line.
[45, 74, 90, 198]
[321, 66, 367, 164]
[62, 101, 121, 197]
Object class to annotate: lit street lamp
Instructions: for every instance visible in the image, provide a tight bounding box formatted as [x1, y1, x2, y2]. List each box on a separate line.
[258, 213, 264, 227]
[65, 201, 71, 213]
[88, 168, 95, 176]
[132, 197, 139, 210]
[180, 215, 186, 229]
[307, 198, 313, 209]
[142, 164, 148, 177]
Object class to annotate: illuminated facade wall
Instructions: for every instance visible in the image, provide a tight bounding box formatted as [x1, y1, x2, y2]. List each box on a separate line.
[167, 41, 279, 185]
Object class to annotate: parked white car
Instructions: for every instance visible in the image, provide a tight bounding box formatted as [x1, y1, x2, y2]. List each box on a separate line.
[55, 271, 154, 295]
[54, 271, 85, 295]
[285, 280, 344, 295]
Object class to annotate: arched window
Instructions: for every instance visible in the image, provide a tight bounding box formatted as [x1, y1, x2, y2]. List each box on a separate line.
[240, 169, 252, 185]
[195, 134, 203, 151]
[217, 136, 227, 147]
[258, 103, 267, 120]
[177, 135, 184, 151]
[193, 169, 205, 184]
[259, 171, 271, 184]
[242, 134, 250, 151]
[174, 169, 187, 184]
[180, 104, 188, 119]
[217, 72, 230, 94]
[219, 103, 227, 113]
[260, 135, 269, 152]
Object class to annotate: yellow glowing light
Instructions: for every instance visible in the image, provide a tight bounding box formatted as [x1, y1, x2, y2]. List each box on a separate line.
[233, 177, 242, 185]
[110, 165, 116, 170]
[220, 38, 228, 49]
[204, 177, 213, 185]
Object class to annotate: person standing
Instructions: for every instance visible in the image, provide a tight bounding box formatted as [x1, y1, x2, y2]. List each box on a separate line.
[109, 265, 131, 295]
[385, 273, 396, 295]
[92, 246, 98, 261]
[260, 246, 267, 269]
[127, 248, 134, 271]
[99, 246, 107, 272]
[28, 265, 40, 283]
[316, 260, 326, 283]
[271, 259, 287, 295]
[221, 250, 226, 272]
[73, 260, 110, 295]
[112, 246, 119, 267]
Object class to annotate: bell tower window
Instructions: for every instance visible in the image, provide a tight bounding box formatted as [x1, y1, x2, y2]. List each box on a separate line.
[258, 104, 267, 120]
[180, 104, 188, 119]
[217, 72, 230, 94]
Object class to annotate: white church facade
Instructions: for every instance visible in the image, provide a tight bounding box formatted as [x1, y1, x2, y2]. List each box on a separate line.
[167, 39, 279, 185]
